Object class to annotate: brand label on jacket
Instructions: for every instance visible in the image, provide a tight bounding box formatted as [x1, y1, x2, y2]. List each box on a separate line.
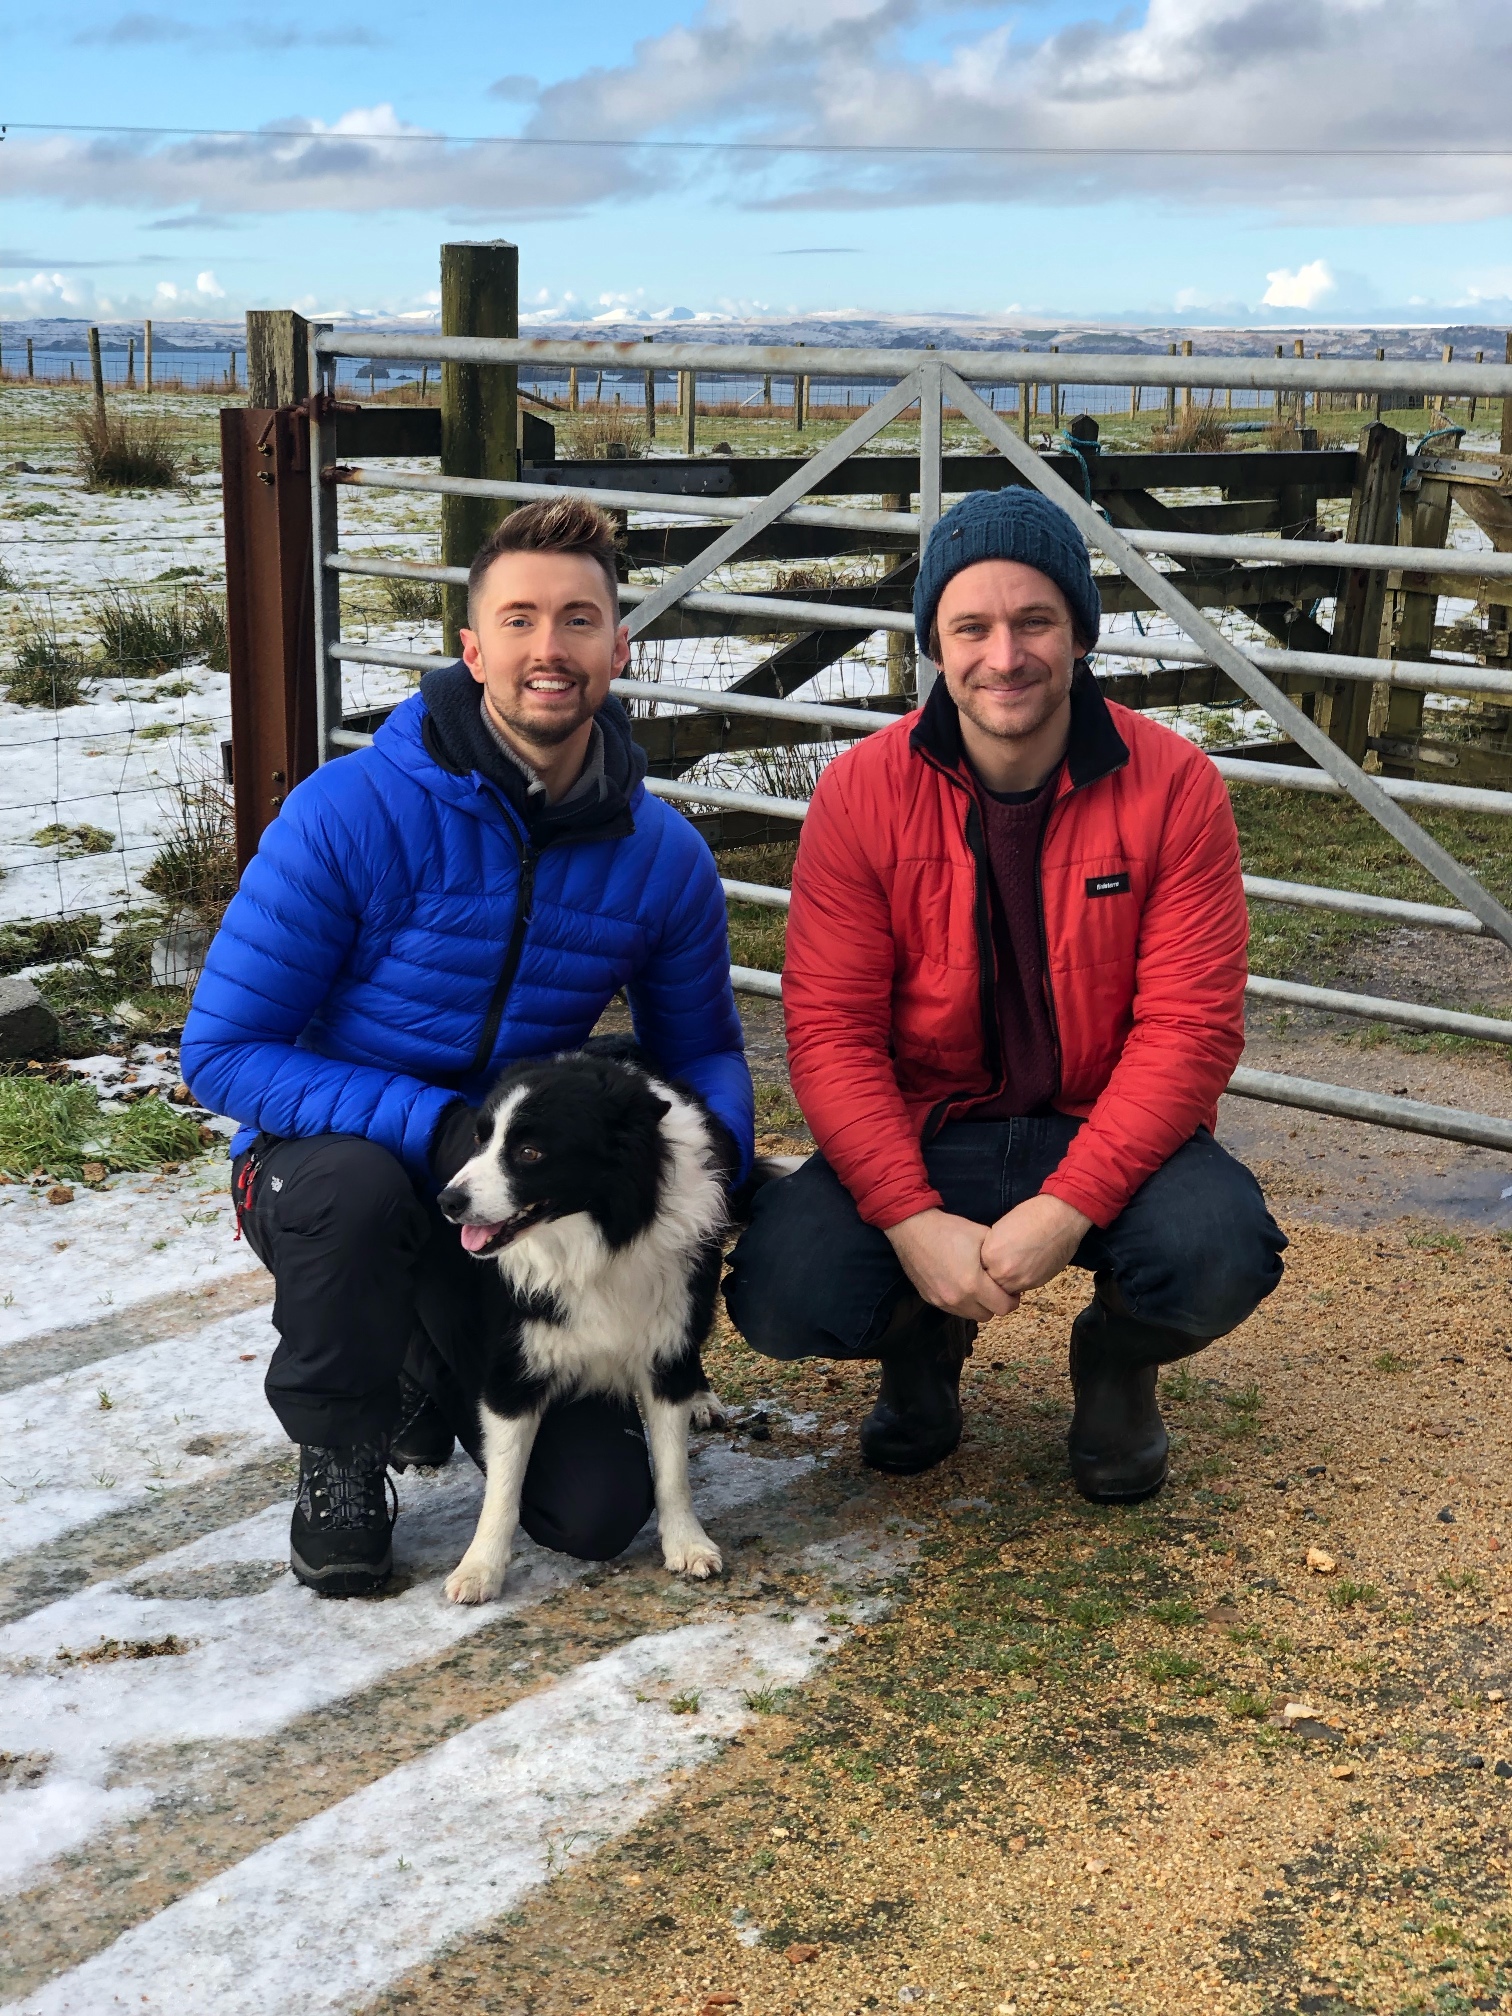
[1085, 872, 1131, 898]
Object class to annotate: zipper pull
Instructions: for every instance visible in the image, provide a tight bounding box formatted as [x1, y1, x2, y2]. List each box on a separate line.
[518, 847, 538, 922]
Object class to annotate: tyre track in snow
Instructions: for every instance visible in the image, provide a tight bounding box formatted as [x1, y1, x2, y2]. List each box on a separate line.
[1, 1607, 902, 2016]
[0, 1428, 906, 2001]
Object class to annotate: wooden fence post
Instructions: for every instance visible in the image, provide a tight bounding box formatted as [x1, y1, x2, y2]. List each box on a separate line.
[1164, 344, 1176, 427]
[1374, 473, 1452, 778]
[1181, 339, 1193, 412]
[144, 320, 153, 394]
[1433, 343, 1452, 419]
[440, 240, 518, 656]
[643, 336, 656, 442]
[87, 326, 106, 417]
[1321, 421, 1405, 764]
[245, 310, 311, 407]
[26, 338, 34, 381]
[881, 492, 915, 699]
[683, 371, 697, 453]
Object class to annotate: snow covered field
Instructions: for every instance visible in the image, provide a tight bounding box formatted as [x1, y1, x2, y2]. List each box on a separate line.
[0, 1165, 909, 2012]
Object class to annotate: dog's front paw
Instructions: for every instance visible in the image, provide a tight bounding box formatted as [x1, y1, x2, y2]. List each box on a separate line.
[444, 1551, 508, 1605]
[661, 1524, 723, 1579]
[688, 1388, 728, 1432]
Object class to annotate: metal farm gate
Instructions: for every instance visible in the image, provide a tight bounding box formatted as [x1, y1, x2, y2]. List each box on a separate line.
[220, 311, 1512, 1161]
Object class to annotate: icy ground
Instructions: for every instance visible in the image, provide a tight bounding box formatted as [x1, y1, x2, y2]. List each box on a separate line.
[0, 1128, 906, 2013]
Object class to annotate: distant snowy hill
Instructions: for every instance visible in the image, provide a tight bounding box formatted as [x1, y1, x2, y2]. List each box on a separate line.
[5, 312, 1509, 361]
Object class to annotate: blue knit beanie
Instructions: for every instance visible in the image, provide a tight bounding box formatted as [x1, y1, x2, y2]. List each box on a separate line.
[914, 488, 1101, 658]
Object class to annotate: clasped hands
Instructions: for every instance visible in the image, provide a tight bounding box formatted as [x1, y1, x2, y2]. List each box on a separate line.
[885, 1193, 1092, 1324]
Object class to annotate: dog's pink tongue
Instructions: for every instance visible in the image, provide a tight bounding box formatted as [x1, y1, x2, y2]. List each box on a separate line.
[459, 1221, 506, 1254]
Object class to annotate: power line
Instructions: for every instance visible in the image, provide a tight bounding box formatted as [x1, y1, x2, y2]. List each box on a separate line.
[3, 117, 1512, 159]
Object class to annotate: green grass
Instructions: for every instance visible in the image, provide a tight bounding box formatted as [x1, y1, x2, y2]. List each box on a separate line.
[1328, 1579, 1380, 1610]
[381, 575, 444, 622]
[1146, 1597, 1202, 1627]
[0, 1075, 207, 1180]
[140, 771, 237, 923]
[1225, 1690, 1272, 1721]
[97, 587, 227, 677]
[1142, 1650, 1204, 1684]
[32, 823, 113, 857]
[4, 613, 90, 707]
[743, 1685, 795, 1715]
[0, 914, 102, 977]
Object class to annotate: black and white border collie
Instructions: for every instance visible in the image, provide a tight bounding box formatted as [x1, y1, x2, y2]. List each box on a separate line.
[437, 1045, 733, 1605]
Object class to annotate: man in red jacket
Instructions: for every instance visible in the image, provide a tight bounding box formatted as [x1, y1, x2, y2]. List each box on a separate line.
[725, 487, 1285, 1499]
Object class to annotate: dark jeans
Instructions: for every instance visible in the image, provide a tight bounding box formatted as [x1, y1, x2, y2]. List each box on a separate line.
[724, 1116, 1286, 1364]
[232, 1133, 655, 1561]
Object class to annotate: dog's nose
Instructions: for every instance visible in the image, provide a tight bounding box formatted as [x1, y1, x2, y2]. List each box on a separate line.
[437, 1184, 469, 1221]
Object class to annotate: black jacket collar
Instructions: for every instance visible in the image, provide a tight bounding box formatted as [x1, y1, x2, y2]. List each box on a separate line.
[909, 659, 1129, 792]
[418, 660, 645, 843]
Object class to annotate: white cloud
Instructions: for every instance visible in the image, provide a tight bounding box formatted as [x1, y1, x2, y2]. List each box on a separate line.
[1262, 260, 1337, 308]
[0, 270, 96, 313]
[3, 1, 1511, 232]
[195, 269, 226, 298]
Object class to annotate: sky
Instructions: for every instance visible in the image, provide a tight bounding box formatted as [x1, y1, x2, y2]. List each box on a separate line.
[2, 0, 1511, 329]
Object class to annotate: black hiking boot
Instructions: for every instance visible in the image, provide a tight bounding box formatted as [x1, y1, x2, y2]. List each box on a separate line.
[860, 1314, 976, 1476]
[1067, 1293, 1170, 1503]
[389, 1369, 456, 1472]
[290, 1440, 398, 1596]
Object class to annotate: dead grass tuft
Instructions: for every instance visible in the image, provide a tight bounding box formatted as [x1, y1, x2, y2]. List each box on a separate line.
[74, 406, 183, 490]
[1149, 407, 1232, 452]
[141, 768, 237, 925]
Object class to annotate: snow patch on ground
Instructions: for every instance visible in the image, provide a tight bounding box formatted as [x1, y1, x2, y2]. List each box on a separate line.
[0, 1437, 814, 1894]
[0, 1156, 254, 1350]
[0, 1613, 838, 2016]
[0, 1304, 278, 1557]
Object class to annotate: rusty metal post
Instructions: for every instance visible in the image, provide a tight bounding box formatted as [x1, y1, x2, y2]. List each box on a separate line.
[221, 405, 318, 874]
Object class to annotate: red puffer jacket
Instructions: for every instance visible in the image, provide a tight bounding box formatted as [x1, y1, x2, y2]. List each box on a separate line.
[782, 669, 1249, 1231]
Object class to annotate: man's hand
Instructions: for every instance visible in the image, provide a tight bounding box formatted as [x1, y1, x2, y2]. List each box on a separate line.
[980, 1192, 1092, 1297]
[885, 1208, 1019, 1323]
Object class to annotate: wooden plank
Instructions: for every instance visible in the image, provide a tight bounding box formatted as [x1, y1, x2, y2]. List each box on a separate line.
[336, 407, 442, 458]
[440, 240, 517, 653]
[530, 449, 1357, 501]
[1324, 422, 1406, 763]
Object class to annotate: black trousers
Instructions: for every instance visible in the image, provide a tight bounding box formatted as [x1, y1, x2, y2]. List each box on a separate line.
[232, 1133, 655, 1561]
[725, 1115, 1286, 1364]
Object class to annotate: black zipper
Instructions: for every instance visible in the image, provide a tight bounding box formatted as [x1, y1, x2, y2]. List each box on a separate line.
[460, 841, 537, 1083]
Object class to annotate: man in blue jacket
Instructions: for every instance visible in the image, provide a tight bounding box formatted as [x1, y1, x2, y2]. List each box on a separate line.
[183, 496, 753, 1597]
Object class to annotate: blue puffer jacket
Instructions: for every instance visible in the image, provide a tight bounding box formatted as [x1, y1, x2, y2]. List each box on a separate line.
[182, 667, 753, 1183]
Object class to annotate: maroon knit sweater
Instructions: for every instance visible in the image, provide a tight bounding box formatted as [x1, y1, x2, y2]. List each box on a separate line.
[967, 766, 1061, 1119]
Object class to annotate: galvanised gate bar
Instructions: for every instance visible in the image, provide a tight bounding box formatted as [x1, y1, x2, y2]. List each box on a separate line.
[225, 321, 1512, 1156]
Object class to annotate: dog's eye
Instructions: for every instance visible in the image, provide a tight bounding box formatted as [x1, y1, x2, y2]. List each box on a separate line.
[514, 1144, 544, 1164]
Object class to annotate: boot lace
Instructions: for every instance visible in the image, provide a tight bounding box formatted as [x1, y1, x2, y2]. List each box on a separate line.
[299, 1443, 398, 1532]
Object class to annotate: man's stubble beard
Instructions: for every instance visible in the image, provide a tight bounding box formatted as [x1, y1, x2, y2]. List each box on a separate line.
[485, 675, 594, 751]
[953, 663, 1073, 746]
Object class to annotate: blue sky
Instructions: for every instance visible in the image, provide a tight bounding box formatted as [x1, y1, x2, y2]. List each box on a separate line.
[3, 0, 1510, 326]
